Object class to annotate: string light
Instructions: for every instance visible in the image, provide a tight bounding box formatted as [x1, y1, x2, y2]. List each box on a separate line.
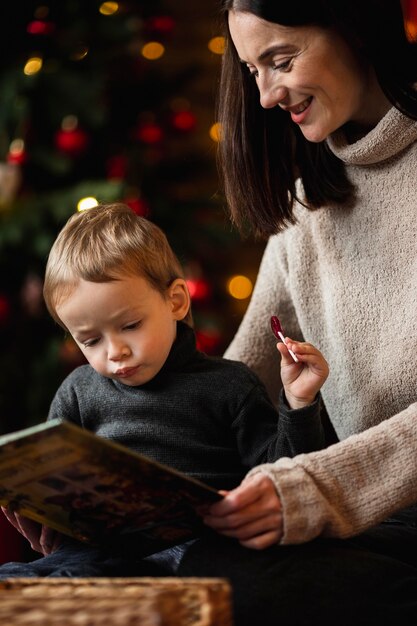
[77, 197, 98, 211]
[209, 122, 222, 142]
[208, 36, 225, 55]
[24, 56, 43, 75]
[227, 275, 253, 300]
[141, 42, 165, 60]
[70, 44, 89, 61]
[99, 2, 119, 16]
[9, 139, 25, 156]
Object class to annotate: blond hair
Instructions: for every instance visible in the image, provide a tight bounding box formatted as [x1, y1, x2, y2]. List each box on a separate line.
[44, 203, 192, 328]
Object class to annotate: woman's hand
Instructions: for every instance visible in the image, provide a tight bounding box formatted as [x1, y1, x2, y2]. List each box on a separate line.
[277, 338, 329, 409]
[1, 506, 63, 555]
[203, 474, 283, 549]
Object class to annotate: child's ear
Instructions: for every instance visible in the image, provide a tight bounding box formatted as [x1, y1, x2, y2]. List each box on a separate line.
[168, 279, 190, 320]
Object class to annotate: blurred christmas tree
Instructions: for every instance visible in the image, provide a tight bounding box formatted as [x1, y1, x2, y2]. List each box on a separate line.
[0, 0, 264, 435]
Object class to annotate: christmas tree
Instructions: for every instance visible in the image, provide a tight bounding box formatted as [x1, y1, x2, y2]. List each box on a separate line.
[0, 0, 264, 436]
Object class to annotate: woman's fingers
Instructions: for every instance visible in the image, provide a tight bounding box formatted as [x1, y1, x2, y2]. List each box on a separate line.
[207, 509, 282, 538]
[204, 475, 283, 548]
[240, 529, 283, 550]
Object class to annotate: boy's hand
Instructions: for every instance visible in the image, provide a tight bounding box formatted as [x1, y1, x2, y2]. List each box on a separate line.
[202, 474, 283, 549]
[1, 506, 63, 555]
[277, 338, 329, 409]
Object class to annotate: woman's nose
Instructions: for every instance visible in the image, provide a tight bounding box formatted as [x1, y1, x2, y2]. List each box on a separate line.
[258, 79, 288, 109]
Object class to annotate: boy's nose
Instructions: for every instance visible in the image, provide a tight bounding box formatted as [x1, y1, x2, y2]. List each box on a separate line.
[108, 340, 131, 361]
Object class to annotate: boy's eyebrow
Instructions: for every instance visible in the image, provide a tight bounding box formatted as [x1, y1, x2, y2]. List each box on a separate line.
[240, 44, 296, 64]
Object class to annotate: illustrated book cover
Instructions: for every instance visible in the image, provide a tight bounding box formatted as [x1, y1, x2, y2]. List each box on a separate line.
[0, 419, 222, 554]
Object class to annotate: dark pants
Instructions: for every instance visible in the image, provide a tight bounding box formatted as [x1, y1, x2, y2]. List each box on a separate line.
[0, 521, 416, 626]
[178, 523, 417, 626]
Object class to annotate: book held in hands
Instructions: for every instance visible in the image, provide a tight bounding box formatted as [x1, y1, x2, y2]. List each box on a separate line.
[0, 420, 222, 554]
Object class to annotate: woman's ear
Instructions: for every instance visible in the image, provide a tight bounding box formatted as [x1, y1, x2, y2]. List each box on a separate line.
[168, 279, 191, 321]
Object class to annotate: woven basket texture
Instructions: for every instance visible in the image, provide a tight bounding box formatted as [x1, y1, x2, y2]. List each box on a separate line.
[0, 577, 233, 625]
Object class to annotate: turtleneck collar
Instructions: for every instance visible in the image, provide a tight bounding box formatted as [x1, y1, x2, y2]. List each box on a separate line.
[161, 321, 198, 372]
[326, 107, 417, 166]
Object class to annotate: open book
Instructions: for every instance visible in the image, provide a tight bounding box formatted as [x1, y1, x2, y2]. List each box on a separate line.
[0, 420, 222, 555]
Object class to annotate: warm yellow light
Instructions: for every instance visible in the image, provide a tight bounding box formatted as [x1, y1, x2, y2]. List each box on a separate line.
[99, 2, 119, 15]
[227, 275, 253, 300]
[77, 197, 98, 212]
[208, 36, 225, 55]
[24, 57, 43, 75]
[141, 42, 165, 60]
[209, 122, 222, 142]
[9, 138, 25, 155]
[405, 18, 417, 42]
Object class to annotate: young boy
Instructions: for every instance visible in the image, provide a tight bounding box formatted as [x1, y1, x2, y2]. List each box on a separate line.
[0, 202, 328, 577]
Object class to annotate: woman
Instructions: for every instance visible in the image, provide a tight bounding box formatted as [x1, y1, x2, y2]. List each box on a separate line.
[177, 1, 417, 623]
[2, 2, 417, 624]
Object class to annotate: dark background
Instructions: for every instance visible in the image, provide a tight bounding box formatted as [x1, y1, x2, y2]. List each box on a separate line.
[0, 0, 265, 439]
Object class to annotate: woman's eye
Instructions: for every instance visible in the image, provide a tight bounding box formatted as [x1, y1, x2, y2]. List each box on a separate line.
[246, 65, 258, 78]
[274, 59, 291, 71]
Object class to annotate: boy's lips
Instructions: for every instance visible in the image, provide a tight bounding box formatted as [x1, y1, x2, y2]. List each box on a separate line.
[115, 366, 139, 378]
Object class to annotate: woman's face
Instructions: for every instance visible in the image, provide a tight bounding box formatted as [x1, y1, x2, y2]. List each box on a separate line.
[228, 11, 389, 142]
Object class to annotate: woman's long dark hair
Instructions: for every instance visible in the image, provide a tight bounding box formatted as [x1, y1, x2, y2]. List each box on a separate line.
[218, 0, 417, 238]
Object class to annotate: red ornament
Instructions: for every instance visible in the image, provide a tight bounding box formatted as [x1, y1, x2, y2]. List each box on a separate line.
[0, 294, 11, 325]
[135, 122, 164, 144]
[7, 150, 27, 165]
[106, 154, 128, 180]
[172, 110, 197, 132]
[146, 15, 175, 34]
[55, 127, 89, 156]
[195, 328, 222, 354]
[186, 278, 211, 302]
[27, 20, 55, 35]
[125, 197, 149, 217]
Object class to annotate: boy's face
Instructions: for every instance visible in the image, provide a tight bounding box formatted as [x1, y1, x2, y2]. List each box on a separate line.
[56, 275, 189, 386]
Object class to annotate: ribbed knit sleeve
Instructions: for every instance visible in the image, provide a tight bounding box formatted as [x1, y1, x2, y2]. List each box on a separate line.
[247, 402, 417, 543]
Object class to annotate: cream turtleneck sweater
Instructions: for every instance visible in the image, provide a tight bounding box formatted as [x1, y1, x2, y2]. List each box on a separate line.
[224, 107, 417, 543]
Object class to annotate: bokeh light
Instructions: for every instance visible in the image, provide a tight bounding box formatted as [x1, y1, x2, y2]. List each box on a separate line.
[208, 36, 225, 55]
[209, 122, 222, 142]
[141, 42, 165, 60]
[24, 57, 43, 75]
[227, 275, 253, 300]
[77, 197, 98, 211]
[99, 2, 119, 16]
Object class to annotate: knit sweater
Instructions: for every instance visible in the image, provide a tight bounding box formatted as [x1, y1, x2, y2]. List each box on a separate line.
[224, 107, 417, 544]
[48, 322, 325, 492]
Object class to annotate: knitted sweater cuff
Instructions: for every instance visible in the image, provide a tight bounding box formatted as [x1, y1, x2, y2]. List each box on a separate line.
[247, 459, 333, 544]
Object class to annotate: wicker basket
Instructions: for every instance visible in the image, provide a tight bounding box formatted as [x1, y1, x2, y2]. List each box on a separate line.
[0, 577, 233, 625]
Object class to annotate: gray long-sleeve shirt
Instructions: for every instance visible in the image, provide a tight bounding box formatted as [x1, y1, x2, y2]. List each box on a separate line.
[48, 322, 324, 491]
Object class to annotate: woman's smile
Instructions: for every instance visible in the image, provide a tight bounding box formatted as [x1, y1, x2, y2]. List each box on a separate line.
[228, 11, 387, 142]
